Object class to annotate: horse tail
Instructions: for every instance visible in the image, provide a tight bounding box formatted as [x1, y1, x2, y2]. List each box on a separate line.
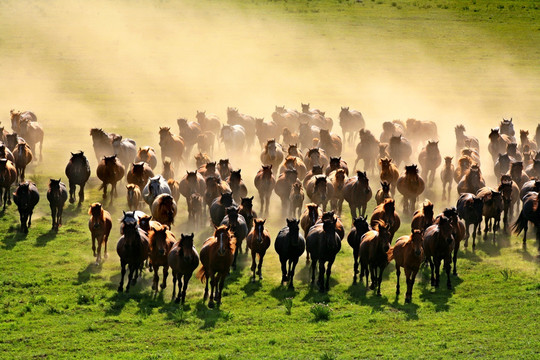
[387, 246, 394, 262]
[196, 265, 206, 283]
[512, 210, 527, 235]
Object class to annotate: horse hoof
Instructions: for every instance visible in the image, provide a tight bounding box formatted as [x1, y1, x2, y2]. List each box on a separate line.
[208, 301, 215, 309]
[160, 284, 167, 290]
[117, 287, 123, 292]
[69, 198, 75, 204]
[104, 253, 108, 259]
[175, 298, 180, 304]
[405, 298, 411, 304]
[288, 285, 294, 291]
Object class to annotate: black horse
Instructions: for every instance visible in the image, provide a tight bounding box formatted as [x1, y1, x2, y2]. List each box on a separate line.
[65, 151, 91, 205]
[306, 217, 341, 292]
[13, 181, 40, 233]
[274, 218, 306, 290]
[346, 216, 371, 284]
[46, 179, 68, 231]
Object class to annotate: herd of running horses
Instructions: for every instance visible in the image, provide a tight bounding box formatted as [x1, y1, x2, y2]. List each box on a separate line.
[1, 106, 539, 308]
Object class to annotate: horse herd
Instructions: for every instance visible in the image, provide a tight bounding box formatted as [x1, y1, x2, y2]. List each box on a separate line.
[2, 106, 539, 308]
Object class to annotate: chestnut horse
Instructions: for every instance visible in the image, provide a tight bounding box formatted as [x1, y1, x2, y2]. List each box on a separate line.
[379, 157, 399, 196]
[254, 165, 275, 215]
[370, 198, 401, 241]
[148, 223, 176, 293]
[177, 118, 202, 157]
[65, 151, 91, 205]
[159, 127, 185, 170]
[318, 129, 342, 158]
[346, 216, 371, 284]
[457, 164, 485, 195]
[127, 162, 154, 191]
[18, 119, 44, 162]
[197, 225, 236, 308]
[411, 200, 434, 233]
[359, 220, 391, 296]
[423, 216, 454, 289]
[168, 233, 200, 304]
[46, 179, 68, 231]
[117, 211, 150, 292]
[354, 129, 379, 174]
[196, 110, 221, 135]
[0, 159, 17, 209]
[88, 203, 112, 265]
[151, 194, 177, 227]
[328, 169, 347, 215]
[290, 182, 305, 218]
[275, 218, 305, 290]
[13, 142, 33, 182]
[126, 184, 141, 211]
[305, 175, 334, 212]
[440, 156, 454, 201]
[260, 139, 284, 175]
[397, 165, 425, 215]
[162, 159, 175, 181]
[135, 146, 158, 170]
[246, 218, 271, 282]
[387, 229, 424, 303]
[96, 155, 125, 203]
[227, 169, 248, 204]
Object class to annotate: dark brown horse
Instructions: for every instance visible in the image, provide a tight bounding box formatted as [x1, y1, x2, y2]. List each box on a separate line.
[197, 225, 236, 308]
[411, 200, 434, 233]
[476, 187, 503, 241]
[135, 146, 158, 170]
[387, 229, 424, 303]
[370, 198, 401, 241]
[126, 162, 154, 191]
[457, 164, 485, 195]
[148, 223, 176, 292]
[246, 218, 271, 282]
[306, 217, 341, 292]
[513, 191, 540, 249]
[254, 165, 275, 216]
[0, 143, 14, 163]
[359, 220, 391, 295]
[488, 128, 512, 163]
[168, 233, 200, 304]
[343, 170, 372, 219]
[379, 157, 399, 196]
[151, 194, 177, 227]
[418, 140, 441, 187]
[275, 169, 300, 216]
[18, 119, 44, 162]
[354, 128, 379, 174]
[346, 216, 371, 284]
[388, 135, 412, 167]
[177, 118, 202, 156]
[88, 203, 112, 265]
[0, 159, 17, 209]
[328, 169, 347, 215]
[13, 181, 39, 233]
[187, 193, 203, 229]
[239, 196, 257, 234]
[206, 178, 232, 220]
[423, 216, 454, 289]
[227, 169, 248, 204]
[498, 175, 519, 232]
[65, 151, 91, 205]
[456, 193, 484, 249]
[218, 159, 233, 181]
[455, 124, 479, 158]
[305, 175, 334, 211]
[159, 127, 185, 170]
[325, 156, 349, 176]
[47, 179, 68, 231]
[440, 156, 454, 201]
[220, 206, 248, 269]
[375, 181, 391, 205]
[13, 142, 33, 182]
[318, 129, 342, 158]
[509, 161, 529, 189]
[96, 155, 125, 203]
[454, 155, 472, 184]
[435, 207, 466, 276]
[275, 218, 306, 290]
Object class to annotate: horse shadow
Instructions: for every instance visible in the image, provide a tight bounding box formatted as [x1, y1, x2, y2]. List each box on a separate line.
[346, 283, 391, 314]
[1, 227, 27, 250]
[389, 296, 420, 321]
[301, 286, 331, 304]
[418, 267, 463, 312]
[241, 280, 262, 297]
[35, 229, 58, 247]
[104, 286, 155, 316]
[269, 285, 299, 301]
[518, 244, 540, 263]
[194, 301, 226, 330]
[136, 291, 166, 318]
[74, 262, 103, 285]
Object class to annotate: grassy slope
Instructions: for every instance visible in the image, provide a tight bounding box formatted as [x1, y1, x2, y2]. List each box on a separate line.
[0, 0, 539, 359]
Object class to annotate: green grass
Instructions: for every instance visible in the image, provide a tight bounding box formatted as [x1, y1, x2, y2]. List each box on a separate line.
[0, 0, 539, 359]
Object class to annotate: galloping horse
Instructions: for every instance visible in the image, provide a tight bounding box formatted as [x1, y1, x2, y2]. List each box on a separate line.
[168, 233, 200, 304]
[117, 211, 150, 292]
[246, 218, 271, 282]
[65, 151, 91, 205]
[275, 219, 305, 290]
[88, 203, 112, 265]
[46, 179, 68, 231]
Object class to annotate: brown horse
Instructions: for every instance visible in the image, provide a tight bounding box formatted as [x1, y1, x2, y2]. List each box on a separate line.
[279, 155, 307, 180]
[387, 229, 424, 303]
[290, 182, 304, 218]
[411, 200, 434, 232]
[88, 203, 112, 265]
[90, 128, 114, 162]
[159, 127, 185, 170]
[347, 216, 371, 284]
[218, 159, 233, 180]
[168, 179, 181, 203]
[197, 225, 236, 308]
[379, 157, 399, 196]
[96, 155, 125, 203]
[194, 152, 211, 169]
[488, 128, 512, 163]
[10, 109, 37, 131]
[476, 187, 503, 241]
[318, 129, 342, 157]
[179, 170, 206, 202]
[246, 218, 271, 282]
[388, 135, 412, 167]
[197, 131, 215, 156]
[525, 158, 540, 179]
[254, 165, 275, 216]
[509, 161, 529, 189]
[13, 142, 33, 182]
[126, 162, 154, 191]
[282, 128, 299, 146]
[379, 120, 404, 144]
[151, 194, 177, 227]
[239, 196, 257, 233]
[195, 110, 221, 135]
[255, 118, 281, 148]
[126, 184, 141, 211]
[423, 215, 454, 289]
[520, 129, 537, 152]
[227, 107, 256, 149]
[260, 139, 284, 175]
[418, 140, 441, 187]
[198, 161, 220, 179]
[325, 156, 349, 176]
[375, 181, 392, 205]
[227, 169, 248, 204]
[46, 179, 68, 231]
[116, 212, 150, 292]
[454, 155, 472, 183]
[305, 175, 334, 211]
[354, 129, 379, 174]
[455, 124, 479, 158]
[177, 118, 202, 157]
[0, 159, 17, 209]
[304, 147, 329, 173]
[0, 143, 15, 163]
[457, 164, 485, 195]
[306, 217, 341, 292]
[370, 198, 401, 241]
[440, 156, 454, 201]
[135, 146, 158, 170]
[397, 165, 425, 215]
[404, 118, 438, 147]
[328, 169, 347, 215]
[435, 207, 466, 275]
[161, 158, 175, 181]
[303, 165, 323, 189]
[300, 203, 323, 245]
[286, 144, 303, 160]
[339, 106, 365, 144]
[168, 233, 200, 304]
[457, 193, 484, 249]
[275, 169, 301, 216]
[343, 170, 372, 219]
[148, 223, 176, 292]
[187, 193, 204, 229]
[359, 220, 391, 295]
[499, 175, 519, 231]
[18, 119, 44, 162]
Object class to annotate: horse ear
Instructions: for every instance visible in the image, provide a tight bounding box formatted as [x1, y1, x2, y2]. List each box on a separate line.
[250, 196, 254, 200]
[190, 233, 194, 237]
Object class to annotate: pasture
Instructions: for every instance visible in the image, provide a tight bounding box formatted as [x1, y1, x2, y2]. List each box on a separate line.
[0, 0, 539, 359]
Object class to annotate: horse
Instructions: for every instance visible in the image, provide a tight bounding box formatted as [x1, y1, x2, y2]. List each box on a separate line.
[9, 109, 37, 131]
[509, 161, 529, 189]
[299, 112, 332, 131]
[220, 206, 248, 269]
[343, 170, 372, 219]
[168, 233, 200, 304]
[488, 128, 512, 163]
[476, 187, 503, 241]
[246, 218, 271, 282]
[423, 215, 454, 289]
[65, 151, 91, 205]
[440, 156, 454, 201]
[197, 225, 236, 308]
[461, 147, 481, 167]
[513, 191, 540, 249]
[375, 181, 392, 205]
[354, 129, 379, 174]
[525, 159, 540, 178]
[197, 132, 215, 157]
[90, 128, 114, 162]
[5, 132, 24, 152]
[275, 218, 306, 290]
[218, 159, 233, 181]
[255, 118, 281, 148]
[388, 135, 412, 167]
[147, 223, 175, 292]
[177, 117, 202, 156]
[205, 176, 232, 215]
[151, 194, 177, 227]
[379, 120, 405, 144]
[418, 140, 441, 187]
[227, 107, 256, 149]
[239, 196, 257, 233]
[254, 165, 275, 216]
[301, 103, 323, 115]
[325, 156, 349, 176]
[370, 198, 401, 241]
[456, 193, 484, 249]
[411, 200, 434, 233]
[279, 155, 307, 180]
[195, 110, 221, 135]
[0, 159, 17, 209]
[359, 220, 391, 295]
[0, 143, 15, 163]
[317, 129, 342, 157]
[520, 179, 540, 205]
[168, 179, 180, 203]
[159, 127, 185, 170]
[435, 207, 466, 276]
[286, 144, 303, 161]
[498, 175, 519, 231]
[96, 155, 125, 203]
[194, 152, 211, 169]
[328, 169, 347, 215]
[500, 118, 516, 138]
[282, 128, 299, 147]
[304, 147, 329, 173]
[387, 229, 424, 303]
[220, 124, 246, 154]
[520, 129, 537, 152]
[454, 155, 472, 183]
[346, 216, 371, 284]
[457, 164, 485, 195]
[187, 193, 203, 229]
[179, 170, 206, 202]
[339, 106, 365, 144]
[46, 179, 68, 231]
[275, 169, 301, 216]
[126, 162, 154, 191]
[306, 217, 341, 293]
[506, 143, 522, 162]
[303, 165, 323, 189]
[13, 181, 39, 233]
[209, 192, 236, 226]
[397, 165, 425, 215]
[116, 211, 150, 292]
[290, 182, 304, 218]
[135, 146, 158, 170]
[88, 203, 112, 265]
[126, 184, 141, 211]
[305, 175, 334, 211]
[494, 153, 514, 180]
[260, 139, 284, 175]
[18, 119, 44, 162]
[198, 161, 220, 179]
[379, 157, 399, 196]
[13, 142, 33, 182]
[298, 122, 319, 150]
[315, 211, 345, 241]
[227, 169, 248, 204]
[112, 136, 137, 172]
[404, 118, 438, 147]
[272, 105, 300, 129]
[455, 124, 480, 158]
[143, 175, 171, 207]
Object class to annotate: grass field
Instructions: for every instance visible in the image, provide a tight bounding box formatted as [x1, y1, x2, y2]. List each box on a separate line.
[0, 0, 539, 359]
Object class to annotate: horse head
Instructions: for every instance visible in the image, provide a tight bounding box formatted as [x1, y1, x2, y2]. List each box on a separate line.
[89, 203, 103, 229]
[179, 233, 195, 261]
[230, 169, 242, 183]
[240, 196, 254, 212]
[423, 200, 434, 219]
[329, 157, 341, 170]
[306, 203, 320, 225]
[151, 224, 170, 256]
[411, 229, 424, 257]
[214, 224, 234, 256]
[286, 218, 301, 245]
[220, 192, 234, 207]
[253, 218, 266, 244]
[284, 168, 298, 183]
[353, 216, 370, 235]
[261, 165, 273, 178]
[380, 181, 390, 193]
[455, 124, 465, 135]
[437, 215, 454, 244]
[382, 198, 396, 215]
[121, 210, 139, 235]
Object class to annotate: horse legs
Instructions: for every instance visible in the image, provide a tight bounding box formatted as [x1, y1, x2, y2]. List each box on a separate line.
[182, 274, 192, 304]
[50, 204, 57, 230]
[208, 275, 216, 308]
[453, 242, 459, 276]
[152, 264, 159, 291]
[405, 268, 417, 303]
[69, 181, 76, 204]
[317, 260, 326, 292]
[160, 265, 168, 290]
[444, 256, 452, 290]
[95, 238, 103, 265]
[79, 184, 86, 205]
[232, 246, 239, 270]
[434, 258, 441, 288]
[250, 250, 257, 282]
[171, 272, 178, 301]
[428, 257, 435, 287]
[102, 183, 108, 199]
[257, 252, 265, 280]
[279, 256, 288, 285]
[289, 258, 298, 290]
[395, 265, 401, 295]
[325, 259, 334, 292]
[27, 210, 33, 230]
[118, 260, 127, 292]
[472, 222, 478, 249]
[350, 205, 357, 220]
[216, 274, 226, 307]
[203, 275, 209, 300]
[377, 265, 384, 296]
[369, 265, 377, 290]
[126, 263, 135, 292]
[310, 258, 317, 285]
[353, 248, 359, 284]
